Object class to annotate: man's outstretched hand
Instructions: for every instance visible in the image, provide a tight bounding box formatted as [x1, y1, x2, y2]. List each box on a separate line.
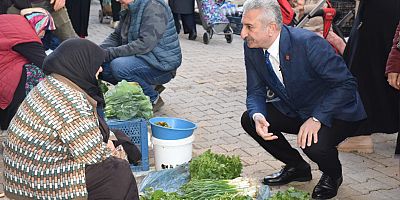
[254, 115, 278, 141]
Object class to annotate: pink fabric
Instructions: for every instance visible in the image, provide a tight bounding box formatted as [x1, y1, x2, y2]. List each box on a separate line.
[24, 10, 56, 35]
[0, 15, 42, 109]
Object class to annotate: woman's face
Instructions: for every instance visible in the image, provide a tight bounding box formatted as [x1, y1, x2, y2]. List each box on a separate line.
[96, 67, 103, 79]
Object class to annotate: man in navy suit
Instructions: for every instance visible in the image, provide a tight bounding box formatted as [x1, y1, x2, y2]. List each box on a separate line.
[240, 0, 366, 199]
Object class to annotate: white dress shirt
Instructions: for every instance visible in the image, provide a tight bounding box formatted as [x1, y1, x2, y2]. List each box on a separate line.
[253, 34, 283, 121]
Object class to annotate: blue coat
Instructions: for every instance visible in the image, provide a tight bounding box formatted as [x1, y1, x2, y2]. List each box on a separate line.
[245, 25, 366, 127]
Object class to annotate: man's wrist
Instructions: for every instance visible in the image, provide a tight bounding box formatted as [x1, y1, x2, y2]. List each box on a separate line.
[311, 117, 319, 122]
[252, 113, 265, 121]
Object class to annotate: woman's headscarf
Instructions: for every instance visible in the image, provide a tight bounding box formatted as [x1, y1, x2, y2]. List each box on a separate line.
[43, 38, 109, 141]
[21, 8, 56, 36]
[43, 38, 106, 107]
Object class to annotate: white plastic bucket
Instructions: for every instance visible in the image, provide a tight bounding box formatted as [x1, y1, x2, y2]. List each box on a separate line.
[152, 135, 195, 171]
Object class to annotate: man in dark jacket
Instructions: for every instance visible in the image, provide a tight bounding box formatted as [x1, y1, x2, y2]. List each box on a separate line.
[100, 0, 182, 111]
[240, 0, 366, 199]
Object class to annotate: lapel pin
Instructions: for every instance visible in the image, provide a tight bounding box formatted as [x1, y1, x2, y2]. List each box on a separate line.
[285, 54, 290, 61]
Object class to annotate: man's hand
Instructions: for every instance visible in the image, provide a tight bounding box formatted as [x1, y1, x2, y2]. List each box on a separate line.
[50, 0, 65, 11]
[387, 72, 400, 90]
[254, 115, 278, 141]
[297, 117, 321, 149]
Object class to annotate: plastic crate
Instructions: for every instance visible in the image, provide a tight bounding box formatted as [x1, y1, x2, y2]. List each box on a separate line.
[107, 118, 149, 172]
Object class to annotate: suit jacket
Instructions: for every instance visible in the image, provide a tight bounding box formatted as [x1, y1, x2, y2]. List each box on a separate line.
[245, 25, 366, 127]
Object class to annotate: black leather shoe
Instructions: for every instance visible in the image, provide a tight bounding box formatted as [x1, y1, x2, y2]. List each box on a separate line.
[263, 164, 312, 186]
[188, 31, 197, 40]
[312, 174, 343, 199]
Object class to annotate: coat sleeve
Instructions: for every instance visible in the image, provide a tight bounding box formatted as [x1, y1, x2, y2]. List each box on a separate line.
[58, 113, 109, 165]
[244, 44, 268, 119]
[385, 22, 400, 74]
[306, 35, 359, 127]
[104, 1, 168, 62]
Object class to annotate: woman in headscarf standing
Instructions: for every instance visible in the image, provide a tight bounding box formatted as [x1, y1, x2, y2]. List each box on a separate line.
[65, 0, 91, 38]
[0, 8, 55, 131]
[2, 38, 139, 199]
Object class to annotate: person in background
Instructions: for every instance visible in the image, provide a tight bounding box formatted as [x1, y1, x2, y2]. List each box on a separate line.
[3, 38, 139, 200]
[0, 0, 12, 14]
[65, 0, 91, 38]
[111, 0, 121, 28]
[385, 21, 400, 155]
[338, 0, 400, 154]
[240, 0, 366, 199]
[7, 0, 78, 41]
[100, 0, 182, 112]
[0, 8, 55, 131]
[168, 0, 197, 40]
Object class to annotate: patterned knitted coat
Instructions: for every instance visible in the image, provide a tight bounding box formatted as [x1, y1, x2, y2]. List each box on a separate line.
[3, 74, 111, 200]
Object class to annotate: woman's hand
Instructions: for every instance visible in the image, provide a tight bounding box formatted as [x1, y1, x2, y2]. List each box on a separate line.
[107, 140, 116, 151]
[50, 0, 65, 11]
[387, 72, 400, 90]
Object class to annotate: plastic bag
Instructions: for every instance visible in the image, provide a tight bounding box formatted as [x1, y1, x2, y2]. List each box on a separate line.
[139, 164, 190, 193]
[139, 163, 270, 199]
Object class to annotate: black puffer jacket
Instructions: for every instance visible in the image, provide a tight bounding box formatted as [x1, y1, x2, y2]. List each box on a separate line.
[168, 0, 194, 14]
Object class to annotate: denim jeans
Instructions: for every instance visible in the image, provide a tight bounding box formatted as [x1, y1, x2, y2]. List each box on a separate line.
[100, 56, 174, 102]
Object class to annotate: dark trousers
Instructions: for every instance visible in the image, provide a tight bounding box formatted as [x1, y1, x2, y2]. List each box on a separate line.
[172, 13, 196, 34]
[86, 157, 139, 200]
[241, 104, 361, 178]
[0, 67, 27, 130]
[111, 0, 121, 21]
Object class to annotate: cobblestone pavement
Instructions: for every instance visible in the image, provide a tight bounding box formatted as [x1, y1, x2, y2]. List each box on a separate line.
[1, 1, 399, 199]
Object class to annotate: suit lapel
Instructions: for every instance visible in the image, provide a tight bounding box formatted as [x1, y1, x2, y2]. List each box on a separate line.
[279, 26, 292, 78]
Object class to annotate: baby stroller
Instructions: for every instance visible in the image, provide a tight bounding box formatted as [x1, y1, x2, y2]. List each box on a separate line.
[196, 0, 234, 44]
[280, 0, 354, 41]
[99, 0, 113, 23]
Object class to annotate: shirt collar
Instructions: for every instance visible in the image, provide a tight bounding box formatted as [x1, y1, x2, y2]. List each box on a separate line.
[267, 33, 281, 60]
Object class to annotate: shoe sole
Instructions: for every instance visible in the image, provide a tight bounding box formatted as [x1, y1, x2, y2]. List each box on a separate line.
[263, 176, 312, 186]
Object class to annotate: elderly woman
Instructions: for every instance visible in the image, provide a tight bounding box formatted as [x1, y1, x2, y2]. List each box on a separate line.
[2, 38, 139, 199]
[0, 8, 55, 131]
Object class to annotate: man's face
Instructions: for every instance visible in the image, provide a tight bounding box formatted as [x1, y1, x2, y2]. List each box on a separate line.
[241, 9, 274, 49]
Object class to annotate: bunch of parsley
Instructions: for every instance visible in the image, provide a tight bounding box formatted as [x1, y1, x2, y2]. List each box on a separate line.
[189, 150, 242, 180]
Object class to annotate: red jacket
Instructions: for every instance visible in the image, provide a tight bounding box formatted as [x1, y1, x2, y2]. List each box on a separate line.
[386, 22, 400, 74]
[0, 14, 42, 109]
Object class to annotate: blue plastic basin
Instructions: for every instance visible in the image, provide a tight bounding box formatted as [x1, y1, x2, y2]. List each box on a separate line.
[149, 117, 197, 140]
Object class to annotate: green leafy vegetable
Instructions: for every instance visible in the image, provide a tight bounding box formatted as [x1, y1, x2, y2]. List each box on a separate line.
[155, 121, 171, 128]
[189, 149, 242, 180]
[140, 188, 182, 200]
[105, 80, 153, 120]
[181, 178, 256, 200]
[98, 80, 109, 94]
[269, 187, 310, 200]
